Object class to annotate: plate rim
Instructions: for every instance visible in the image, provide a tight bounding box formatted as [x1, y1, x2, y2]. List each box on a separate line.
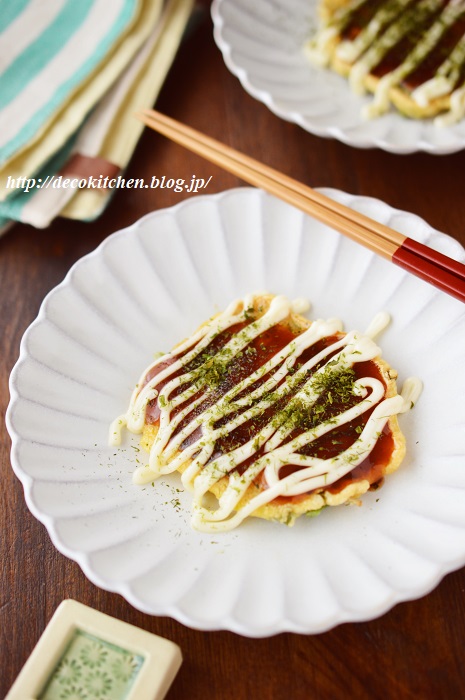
[211, 0, 465, 155]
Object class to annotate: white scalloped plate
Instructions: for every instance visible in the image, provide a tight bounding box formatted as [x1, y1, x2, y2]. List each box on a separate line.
[211, 0, 465, 154]
[7, 188, 465, 637]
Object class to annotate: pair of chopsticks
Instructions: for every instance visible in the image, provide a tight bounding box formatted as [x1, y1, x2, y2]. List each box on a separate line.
[136, 109, 465, 304]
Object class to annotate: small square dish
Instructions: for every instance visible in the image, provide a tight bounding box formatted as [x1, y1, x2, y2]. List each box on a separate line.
[6, 600, 182, 700]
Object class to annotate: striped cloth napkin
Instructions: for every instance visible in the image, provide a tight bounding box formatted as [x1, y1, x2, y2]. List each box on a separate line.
[0, 0, 193, 232]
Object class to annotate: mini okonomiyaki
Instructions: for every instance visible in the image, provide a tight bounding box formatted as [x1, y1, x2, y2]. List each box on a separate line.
[110, 294, 422, 532]
[306, 0, 465, 125]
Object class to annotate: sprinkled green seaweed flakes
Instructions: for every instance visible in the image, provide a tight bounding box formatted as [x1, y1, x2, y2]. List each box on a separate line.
[312, 363, 356, 398]
[274, 366, 357, 431]
[189, 352, 228, 389]
[275, 396, 312, 430]
[192, 332, 260, 390]
[243, 306, 256, 321]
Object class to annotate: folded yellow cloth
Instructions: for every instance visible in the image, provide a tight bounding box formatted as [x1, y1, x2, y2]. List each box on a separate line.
[61, 0, 194, 224]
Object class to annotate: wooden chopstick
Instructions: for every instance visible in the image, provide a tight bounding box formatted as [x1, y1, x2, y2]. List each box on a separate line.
[136, 109, 465, 304]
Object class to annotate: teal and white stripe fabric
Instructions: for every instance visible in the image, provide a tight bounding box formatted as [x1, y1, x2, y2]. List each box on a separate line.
[0, 0, 139, 167]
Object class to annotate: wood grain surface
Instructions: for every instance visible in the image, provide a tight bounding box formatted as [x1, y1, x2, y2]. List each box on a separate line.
[2, 5, 465, 699]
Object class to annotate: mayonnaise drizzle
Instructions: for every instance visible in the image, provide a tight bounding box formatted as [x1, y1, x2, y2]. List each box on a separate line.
[111, 294, 422, 532]
[305, 0, 465, 126]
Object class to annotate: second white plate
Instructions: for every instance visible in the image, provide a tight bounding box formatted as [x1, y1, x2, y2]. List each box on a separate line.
[7, 188, 465, 636]
[211, 0, 465, 154]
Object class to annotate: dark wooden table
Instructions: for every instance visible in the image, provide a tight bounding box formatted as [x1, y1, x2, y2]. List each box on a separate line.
[2, 6, 465, 699]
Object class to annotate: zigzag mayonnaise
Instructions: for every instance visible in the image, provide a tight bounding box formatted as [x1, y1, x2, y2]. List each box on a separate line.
[305, 0, 465, 125]
[110, 295, 422, 532]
